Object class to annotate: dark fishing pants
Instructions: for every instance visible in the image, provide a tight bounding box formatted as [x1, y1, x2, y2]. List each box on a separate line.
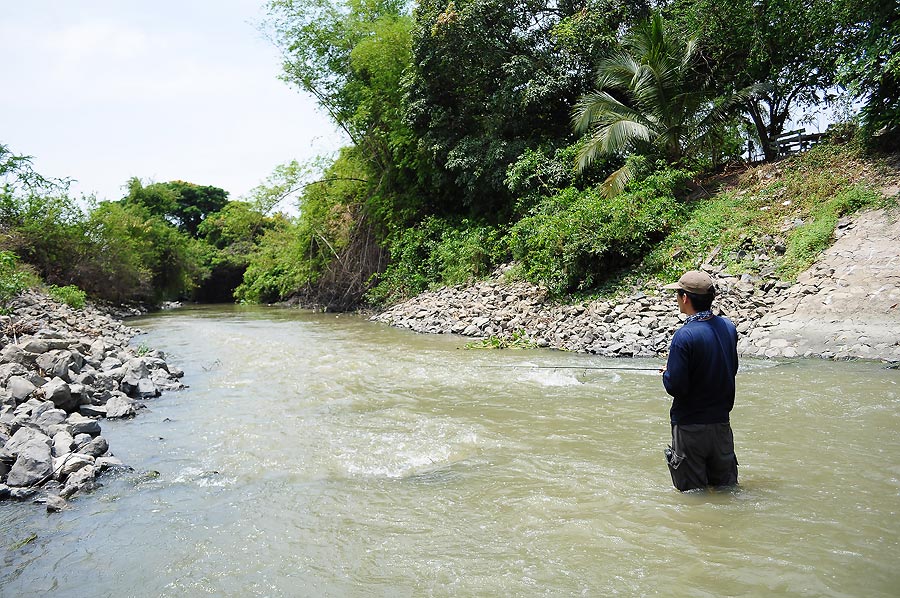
[665, 423, 738, 491]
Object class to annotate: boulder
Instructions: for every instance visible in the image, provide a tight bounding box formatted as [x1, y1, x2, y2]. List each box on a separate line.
[19, 339, 49, 354]
[36, 350, 82, 382]
[53, 453, 94, 479]
[52, 430, 75, 457]
[45, 493, 68, 512]
[99, 357, 123, 372]
[0, 362, 29, 386]
[66, 413, 101, 437]
[0, 344, 25, 364]
[73, 433, 93, 451]
[95, 456, 126, 472]
[33, 408, 68, 434]
[61, 464, 97, 497]
[42, 377, 77, 412]
[123, 358, 150, 379]
[89, 339, 107, 361]
[6, 376, 36, 402]
[79, 404, 107, 418]
[3, 427, 51, 457]
[105, 395, 136, 419]
[136, 378, 159, 399]
[81, 436, 108, 458]
[6, 438, 53, 487]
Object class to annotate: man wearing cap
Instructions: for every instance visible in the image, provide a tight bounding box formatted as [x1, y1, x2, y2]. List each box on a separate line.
[661, 270, 739, 491]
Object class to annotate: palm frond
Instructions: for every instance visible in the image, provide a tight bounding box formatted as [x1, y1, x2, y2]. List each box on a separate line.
[600, 165, 634, 199]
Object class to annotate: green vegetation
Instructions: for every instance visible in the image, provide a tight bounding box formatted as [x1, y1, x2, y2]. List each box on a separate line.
[47, 284, 86, 309]
[0, 251, 39, 313]
[2, 1, 897, 311]
[465, 330, 537, 350]
[623, 144, 895, 292]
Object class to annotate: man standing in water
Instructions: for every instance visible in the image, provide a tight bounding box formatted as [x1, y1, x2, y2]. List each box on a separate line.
[660, 270, 739, 491]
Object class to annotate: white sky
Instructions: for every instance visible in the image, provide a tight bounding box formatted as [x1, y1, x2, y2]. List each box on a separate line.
[0, 1, 344, 204]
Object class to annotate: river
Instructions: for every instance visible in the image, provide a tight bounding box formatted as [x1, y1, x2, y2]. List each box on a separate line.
[2, 305, 898, 597]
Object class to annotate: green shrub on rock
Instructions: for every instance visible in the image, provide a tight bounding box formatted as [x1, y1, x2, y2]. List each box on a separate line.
[47, 284, 87, 309]
[367, 218, 504, 304]
[0, 250, 38, 312]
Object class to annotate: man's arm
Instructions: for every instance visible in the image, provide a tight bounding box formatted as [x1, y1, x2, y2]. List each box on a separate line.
[662, 331, 690, 397]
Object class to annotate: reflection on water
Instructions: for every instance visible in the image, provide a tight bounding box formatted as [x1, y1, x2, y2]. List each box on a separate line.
[2, 304, 898, 597]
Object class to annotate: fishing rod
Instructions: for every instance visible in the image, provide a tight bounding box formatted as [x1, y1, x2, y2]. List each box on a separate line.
[481, 364, 662, 371]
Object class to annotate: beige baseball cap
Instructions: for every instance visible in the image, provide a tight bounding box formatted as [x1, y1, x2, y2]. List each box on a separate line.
[663, 270, 715, 294]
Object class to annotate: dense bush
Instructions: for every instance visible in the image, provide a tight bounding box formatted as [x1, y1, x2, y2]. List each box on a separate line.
[47, 284, 86, 309]
[82, 201, 206, 302]
[507, 166, 692, 294]
[234, 222, 309, 303]
[0, 251, 39, 312]
[0, 192, 88, 287]
[367, 217, 504, 304]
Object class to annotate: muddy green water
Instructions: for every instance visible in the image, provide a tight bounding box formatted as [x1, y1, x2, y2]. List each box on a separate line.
[1, 305, 899, 597]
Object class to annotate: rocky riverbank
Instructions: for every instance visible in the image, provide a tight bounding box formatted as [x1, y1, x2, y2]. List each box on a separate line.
[0, 290, 184, 510]
[373, 208, 900, 363]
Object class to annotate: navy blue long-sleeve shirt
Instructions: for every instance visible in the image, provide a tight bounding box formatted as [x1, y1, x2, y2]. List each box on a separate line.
[663, 315, 738, 425]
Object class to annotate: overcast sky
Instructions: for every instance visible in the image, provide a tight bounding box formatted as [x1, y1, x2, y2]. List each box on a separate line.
[0, 1, 344, 204]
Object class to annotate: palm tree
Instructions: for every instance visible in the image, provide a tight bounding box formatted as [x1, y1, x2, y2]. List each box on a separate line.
[572, 12, 739, 197]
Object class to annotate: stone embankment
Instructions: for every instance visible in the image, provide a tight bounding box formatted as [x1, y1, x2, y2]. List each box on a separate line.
[373, 208, 900, 363]
[0, 290, 184, 510]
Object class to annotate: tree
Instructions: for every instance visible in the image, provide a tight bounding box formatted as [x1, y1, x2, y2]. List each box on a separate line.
[407, 0, 644, 215]
[264, 0, 420, 211]
[123, 178, 229, 237]
[571, 12, 737, 196]
[84, 201, 206, 301]
[836, 0, 900, 144]
[669, 0, 846, 161]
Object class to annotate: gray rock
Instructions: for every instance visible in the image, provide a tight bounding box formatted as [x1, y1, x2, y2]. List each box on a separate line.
[0, 362, 29, 386]
[6, 376, 36, 402]
[100, 357, 123, 372]
[36, 329, 65, 340]
[42, 377, 77, 412]
[123, 358, 150, 379]
[33, 408, 68, 434]
[54, 453, 94, 479]
[45, 493, 68, 512]
[136, 378, 159, 398]
[0, 344, 25, 364]
[3, 427, 51, 457]
[81, 436, 108, 458]
[79, 404, 107, 418]
[95, 456, 126, 471]
[36, 350, 83, 382]
[19, 339, 49, 354]
[8, 486, 36, 500]
[105, 395, 136, 419]
[72, 433, 93, 450]
[73, 370, 97, 386]
[7, 438, 53, 487]
[66, 413, 101, 437]
[61, 464, 97, 497]
[52, 430, 75, 457]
